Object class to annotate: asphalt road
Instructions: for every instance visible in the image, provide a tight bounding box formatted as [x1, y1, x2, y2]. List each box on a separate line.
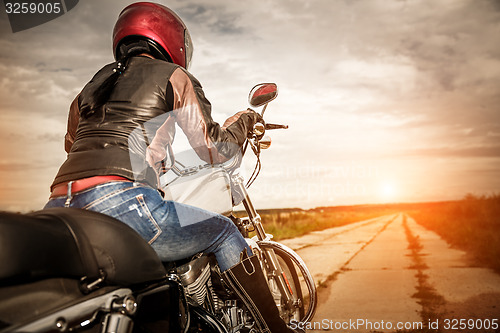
[281, 214, 500, 332]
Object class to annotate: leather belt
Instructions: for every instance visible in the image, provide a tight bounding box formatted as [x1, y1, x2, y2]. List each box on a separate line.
[51, 175, 130, 198]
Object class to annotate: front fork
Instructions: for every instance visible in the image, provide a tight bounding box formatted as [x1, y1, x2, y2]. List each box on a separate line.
[235, 181, 298, 315]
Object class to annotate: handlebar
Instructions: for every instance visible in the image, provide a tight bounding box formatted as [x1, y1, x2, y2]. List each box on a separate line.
[252, 122, 288, 138]
[265, 123, 288, 130]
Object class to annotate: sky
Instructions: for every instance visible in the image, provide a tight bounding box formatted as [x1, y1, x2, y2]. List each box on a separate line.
[0, 0, 499, 212]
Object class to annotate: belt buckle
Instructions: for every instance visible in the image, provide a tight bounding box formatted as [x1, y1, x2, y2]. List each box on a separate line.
[64, 181, 74, 207]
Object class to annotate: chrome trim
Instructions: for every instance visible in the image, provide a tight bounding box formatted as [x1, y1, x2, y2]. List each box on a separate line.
[258, 241, 317, 323]
[8, 288, 132, 332]
[258, 136, 271, 150]
[253, 123, 265, 137]
[102, 313, 133, 333]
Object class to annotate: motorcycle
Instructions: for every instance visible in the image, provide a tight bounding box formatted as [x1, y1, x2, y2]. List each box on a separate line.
[0, 83, 317, 333]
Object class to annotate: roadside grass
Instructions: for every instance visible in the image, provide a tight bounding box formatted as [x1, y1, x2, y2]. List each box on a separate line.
[253, 205, 402, 241]
[409, 194, 500, 273]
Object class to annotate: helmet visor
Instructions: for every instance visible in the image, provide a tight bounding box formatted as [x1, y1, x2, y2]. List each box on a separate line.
[184, 29, 193, 70]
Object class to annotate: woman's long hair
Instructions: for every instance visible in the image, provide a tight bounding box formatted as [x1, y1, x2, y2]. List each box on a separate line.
[91, 57, 130, 110]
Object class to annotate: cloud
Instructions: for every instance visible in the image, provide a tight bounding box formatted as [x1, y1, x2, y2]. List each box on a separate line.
[390, 146, 500, 159]
[0, 0, 499, 210]
[177, 3, 245, 35]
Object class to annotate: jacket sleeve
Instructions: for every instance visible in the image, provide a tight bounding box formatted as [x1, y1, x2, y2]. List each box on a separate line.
[64, 93, 81, 153]
[168, 68, 260, 164]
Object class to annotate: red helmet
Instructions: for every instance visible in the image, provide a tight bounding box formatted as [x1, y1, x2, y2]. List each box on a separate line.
[113, 2, 193, 69]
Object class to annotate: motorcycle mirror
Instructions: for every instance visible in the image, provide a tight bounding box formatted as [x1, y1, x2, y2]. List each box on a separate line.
[248, 83, 278, 107]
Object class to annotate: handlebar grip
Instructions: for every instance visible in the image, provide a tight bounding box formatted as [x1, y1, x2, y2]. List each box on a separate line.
[265, 123, 289, 130]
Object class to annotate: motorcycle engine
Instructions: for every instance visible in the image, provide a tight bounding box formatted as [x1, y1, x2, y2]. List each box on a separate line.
[176, 254, 253, 332]
[177, 254, 215, 307]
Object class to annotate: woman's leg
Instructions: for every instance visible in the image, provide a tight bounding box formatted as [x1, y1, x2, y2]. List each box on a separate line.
[45, 182, 251, 271]
[45, 181, 299, 332]
[149, 200, 252, 271]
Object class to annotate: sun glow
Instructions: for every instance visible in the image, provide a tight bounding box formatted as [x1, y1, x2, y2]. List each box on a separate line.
[379, 181, 398, 202]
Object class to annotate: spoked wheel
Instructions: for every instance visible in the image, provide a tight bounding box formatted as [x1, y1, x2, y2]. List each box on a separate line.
[259, 244, 305, 323]
[258, 240, 317, 324]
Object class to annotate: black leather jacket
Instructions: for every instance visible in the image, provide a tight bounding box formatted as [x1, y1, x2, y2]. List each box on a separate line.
[51, 56, 259, 190]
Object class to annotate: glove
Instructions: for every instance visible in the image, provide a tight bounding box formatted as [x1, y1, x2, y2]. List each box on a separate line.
[222, 109, 265, 138]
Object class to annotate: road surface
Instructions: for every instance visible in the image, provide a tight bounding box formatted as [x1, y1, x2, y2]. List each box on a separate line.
[281, 214, 500, 332]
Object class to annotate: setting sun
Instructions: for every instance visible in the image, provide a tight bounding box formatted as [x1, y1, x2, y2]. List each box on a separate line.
[379, 181, 398, 201]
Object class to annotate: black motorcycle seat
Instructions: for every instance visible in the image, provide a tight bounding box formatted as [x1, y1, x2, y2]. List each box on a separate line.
[0, 208, 166, 287]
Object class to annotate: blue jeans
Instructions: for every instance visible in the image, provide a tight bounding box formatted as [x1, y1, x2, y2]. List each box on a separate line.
[44, 181, 251, 271]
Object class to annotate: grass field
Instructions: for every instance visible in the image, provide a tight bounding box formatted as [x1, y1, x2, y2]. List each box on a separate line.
[409, 194, 500, 273]
[251, 204, 405, 240]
